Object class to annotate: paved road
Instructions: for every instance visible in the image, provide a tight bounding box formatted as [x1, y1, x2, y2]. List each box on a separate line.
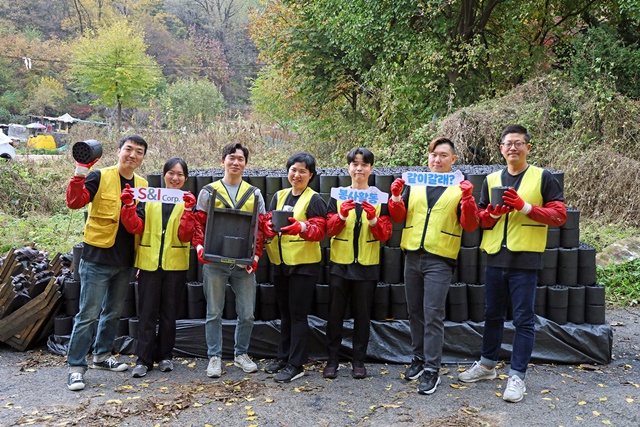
[1, 307, 639, 427]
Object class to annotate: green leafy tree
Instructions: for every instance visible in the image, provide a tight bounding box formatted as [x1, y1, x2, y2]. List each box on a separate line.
[161, 78, 225, 130]
[250, 0, 617, 143]
[26, 76, 68, 118]
[70, 20, 163, 129]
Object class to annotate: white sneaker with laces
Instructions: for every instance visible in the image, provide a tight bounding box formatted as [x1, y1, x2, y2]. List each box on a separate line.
[207, 356, 222, 378]
[234, 354, 258, 373]
[458, 361, 497, 383]
[503, 375, 526, 402]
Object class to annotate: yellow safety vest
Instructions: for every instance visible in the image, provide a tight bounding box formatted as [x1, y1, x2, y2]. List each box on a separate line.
[84, 165, 148, 248]
[265, 188, 321, 265]
[480, 166, 546, 254]
[208, 180, 256, 212]
[330, 200, 381, 266]
[135, 202, 189, 271]
[400, 185, 463, 260]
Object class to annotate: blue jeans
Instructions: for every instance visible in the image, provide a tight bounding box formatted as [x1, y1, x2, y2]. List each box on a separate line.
[481, 266, 538, 379]
[67, 259, 132, 373]
[203, 262, 256, 358]
[404, 252, 453, 372]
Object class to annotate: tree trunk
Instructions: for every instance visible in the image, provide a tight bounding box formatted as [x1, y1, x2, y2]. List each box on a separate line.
[117, 95, 122, 132]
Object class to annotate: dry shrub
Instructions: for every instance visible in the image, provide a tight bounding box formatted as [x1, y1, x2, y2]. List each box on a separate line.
[425, 75, 640, 224]
[556, 147, 640, 226]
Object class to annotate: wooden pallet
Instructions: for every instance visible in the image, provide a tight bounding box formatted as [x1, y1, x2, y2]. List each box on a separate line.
[0, 279, 60, 342]
[4, 294, 62, 351]
[0, 249, 18, 318]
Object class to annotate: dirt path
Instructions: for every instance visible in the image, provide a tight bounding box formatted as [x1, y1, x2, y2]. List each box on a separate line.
[1, 307, 638, 426]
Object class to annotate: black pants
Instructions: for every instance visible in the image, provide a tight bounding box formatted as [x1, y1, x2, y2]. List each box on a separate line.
[326, 276, 376, 362]
[135, 268, 187, 368]
[274, 274, 317, 368]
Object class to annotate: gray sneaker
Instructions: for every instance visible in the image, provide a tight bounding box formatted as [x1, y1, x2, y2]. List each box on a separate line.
[67, 372, 85, 391]
[458, 361, 497, 383]
[207, 356, 222, 378]
[503, 375, 526, 402]
[90, 356, 128, 372]
[158, 359, 174, 372]
[132, 364, 148, 378]
[234, 354, 258, 373]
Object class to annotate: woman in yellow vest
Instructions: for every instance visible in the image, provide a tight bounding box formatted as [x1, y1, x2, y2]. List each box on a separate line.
[120, 158, 198, 378]
[262, 153, 327, 383]
[323, 147, 392, 379]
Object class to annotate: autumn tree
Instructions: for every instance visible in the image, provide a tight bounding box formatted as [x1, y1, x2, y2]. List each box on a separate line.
[69, 20, 163, 129]
[161, 78, 226, 130]
[26, 76, 69, 118]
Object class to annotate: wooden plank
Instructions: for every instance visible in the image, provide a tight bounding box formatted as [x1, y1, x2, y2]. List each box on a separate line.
[0, 281, 58, 341]
[0, 249, 16, 283]
[5, 294, 61, 351]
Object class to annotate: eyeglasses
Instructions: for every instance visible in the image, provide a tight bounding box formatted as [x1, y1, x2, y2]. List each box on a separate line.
[501, 141, 527, 149]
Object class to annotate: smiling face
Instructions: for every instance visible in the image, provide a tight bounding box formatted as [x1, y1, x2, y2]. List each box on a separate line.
[163, 163, 187, 189]
[348, 154, 373, 189]
[428, 142, 456, 173]
[500, 132, 531, 168]
[117, 140, 146, 175]
[288, 161, 313, 194]
[222, 148, 247, 180]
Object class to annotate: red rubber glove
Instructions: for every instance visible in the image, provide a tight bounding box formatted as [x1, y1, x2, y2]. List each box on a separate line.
[183, 191, 196, 209]
[264, 220, 278, 238]
[196, 244, 211, 264]
[502, 188, 526, 211]
[459, 180, 473, 199]
[74, 157, 100, 177]
[361, 200, 377, 221]
[390, 178, 405, 197]
[339, 199, 356, 219]
[486, 203, 512, 218]
[245, 255, 259, 274]
[280, 217, 304, 235]
[120, 183, 135, 206]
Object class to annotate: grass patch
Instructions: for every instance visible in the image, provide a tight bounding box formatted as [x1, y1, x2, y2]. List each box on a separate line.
[597, 259, 640, 306]
[0, 210, 84, 255]
[580, 218, 640, 253]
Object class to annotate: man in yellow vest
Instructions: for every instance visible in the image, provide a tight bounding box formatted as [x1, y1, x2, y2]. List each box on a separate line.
[389, 137, 479, 395]
[65, 135, 148, 391]
[192, 143, 266, 379]
[458, 124, 567, 403]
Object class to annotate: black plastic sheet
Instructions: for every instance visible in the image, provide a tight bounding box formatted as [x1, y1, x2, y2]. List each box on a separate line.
[48, 315, 612, 365]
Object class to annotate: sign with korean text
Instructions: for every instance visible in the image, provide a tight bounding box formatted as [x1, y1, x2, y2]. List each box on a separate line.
[401, 170, 464, 187]
[330, 186, 389, 205]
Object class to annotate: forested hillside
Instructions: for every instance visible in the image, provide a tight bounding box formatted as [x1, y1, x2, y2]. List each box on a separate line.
[1, 0, 640, 228]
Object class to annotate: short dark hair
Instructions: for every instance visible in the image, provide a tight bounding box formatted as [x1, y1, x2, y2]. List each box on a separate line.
[346, 147, 374, 165]
[120, 134, 148, 154]
[286, 152, 317, 179]
[429, 137, 455, 154]
[163, 157, 189, 178]
[222, 142, 249, 163]
[501, 124, 531, 144]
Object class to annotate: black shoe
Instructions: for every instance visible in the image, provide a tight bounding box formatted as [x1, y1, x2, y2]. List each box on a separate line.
[417, 370, 441, 395]
[274, 364, 304, 383]
[404, 357, 424, 380]
[265, 359, 287, 374]
[351, 361, 367, 379]
[323, 360, 339, 379]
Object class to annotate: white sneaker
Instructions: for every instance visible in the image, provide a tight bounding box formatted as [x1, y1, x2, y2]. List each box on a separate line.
[503, 375, 526, 402]
[458, 361, 497, 383]
[207, 356, 222, 378]
[234, 354, 258, 373]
